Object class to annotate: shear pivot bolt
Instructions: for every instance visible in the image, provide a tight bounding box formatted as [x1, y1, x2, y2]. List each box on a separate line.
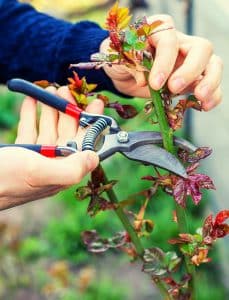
[117, 131, 129, 143]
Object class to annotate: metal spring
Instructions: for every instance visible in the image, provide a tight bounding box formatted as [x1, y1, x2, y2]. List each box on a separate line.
[82, 118, 109, 151]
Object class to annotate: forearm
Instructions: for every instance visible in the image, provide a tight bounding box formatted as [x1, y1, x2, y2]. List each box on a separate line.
[0, 0, 118, 93]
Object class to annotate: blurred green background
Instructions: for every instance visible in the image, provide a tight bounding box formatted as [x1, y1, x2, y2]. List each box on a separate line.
[0, 1, 227, 299]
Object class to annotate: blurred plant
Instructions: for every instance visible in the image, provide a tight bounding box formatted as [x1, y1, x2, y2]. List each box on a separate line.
[0, 90, 20, 129]
[69, 2, 229, 299]
[42, 261, 128, 300]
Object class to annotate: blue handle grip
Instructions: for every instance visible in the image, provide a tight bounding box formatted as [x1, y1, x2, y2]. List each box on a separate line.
[8, 78, 70, 113]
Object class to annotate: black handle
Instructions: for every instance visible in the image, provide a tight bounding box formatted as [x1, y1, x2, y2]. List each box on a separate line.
[0, 143, 42, 152]
[7, 79, 82, 117]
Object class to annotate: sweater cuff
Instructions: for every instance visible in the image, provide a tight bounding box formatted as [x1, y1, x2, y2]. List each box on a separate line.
[55, 21, 130, 97]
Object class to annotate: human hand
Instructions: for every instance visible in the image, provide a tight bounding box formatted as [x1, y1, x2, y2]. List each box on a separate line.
[100, 14, 223, 111]
[0, 86, 104, 210]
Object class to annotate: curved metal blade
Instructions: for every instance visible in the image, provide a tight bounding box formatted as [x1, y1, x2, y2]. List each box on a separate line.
[122, 144, 187, 178]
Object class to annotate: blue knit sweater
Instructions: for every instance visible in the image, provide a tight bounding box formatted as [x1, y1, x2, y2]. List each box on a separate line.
[0, 0, 119, 93]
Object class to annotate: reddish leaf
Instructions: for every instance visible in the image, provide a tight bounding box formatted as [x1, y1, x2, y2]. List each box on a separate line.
[186, 181, 202, 205]
[109, 31, 123, 52]
[167, 98, 202, 130]
[67, 71, 97, 107]
[82, 230, 98, 246]
[105, 1, 132, 31]
[87, 196, 116, 217]
[202, 214, 213, 239]
[178, 147, 212, 163]
[141, 175, 157, 181]
[91, 165, 105, 189]
[190, 174, 215, 190]
[34, 80, 58, 88]
[108, 102, 138, 119]
[136, 20, 163, 36]
[169, 234, 194, 245]
[212, 224, 229, 239]
[202, 210, 229, 243]
[186, 162, 199, 174]
[191, 247, 211, 266]
[215, 210, 229, 225]
[68, 71, 83, 90]
[97, 94, 110, 106]
[173, 179, 186, 208]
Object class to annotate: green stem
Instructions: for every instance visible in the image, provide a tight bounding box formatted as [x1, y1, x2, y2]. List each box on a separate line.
[149, 86, 196, 297]
[101, 168, 172, 299]
[149, 88, 175, 153]
[105, 179, 144, 256]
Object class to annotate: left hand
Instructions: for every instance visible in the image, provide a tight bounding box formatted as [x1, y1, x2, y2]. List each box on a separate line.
[100, 14, 223, 111]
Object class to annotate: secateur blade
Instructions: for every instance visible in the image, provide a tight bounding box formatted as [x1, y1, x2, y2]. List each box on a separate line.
[122, 144, 187, 178]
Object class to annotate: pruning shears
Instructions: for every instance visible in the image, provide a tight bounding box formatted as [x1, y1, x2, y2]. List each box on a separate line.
[0, 79, 198, 178]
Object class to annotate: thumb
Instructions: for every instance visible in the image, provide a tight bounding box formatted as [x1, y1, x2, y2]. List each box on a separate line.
[29, 151, 99, 186]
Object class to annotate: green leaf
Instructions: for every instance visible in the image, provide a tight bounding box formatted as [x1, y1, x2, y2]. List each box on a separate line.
[108, 53, 120, 62]
[187, 94, 198, 102]
[164, 252, 181, 272]
[125, 30, 138, 45]
[142, 57, 152, 70]
[123, 42, 132, 51]
[181, 243, 195, 256]
[133, 41, 145, 51]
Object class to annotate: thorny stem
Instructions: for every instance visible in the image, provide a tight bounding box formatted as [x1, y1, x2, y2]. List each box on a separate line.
[149, 86, 196, 298]
[101, 167, 172, 299]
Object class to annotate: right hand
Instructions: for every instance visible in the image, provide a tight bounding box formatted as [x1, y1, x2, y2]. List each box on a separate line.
[0, 86, 104, 211]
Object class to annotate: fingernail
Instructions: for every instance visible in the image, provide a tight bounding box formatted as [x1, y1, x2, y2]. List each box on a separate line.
[154, 72, 165, 89]
[200, 85, 210, 98]
[172, 77, 186, 92]
[86, 151, 99, 172]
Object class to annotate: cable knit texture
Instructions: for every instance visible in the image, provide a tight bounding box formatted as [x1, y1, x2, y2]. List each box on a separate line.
[0, 0, 121, 93]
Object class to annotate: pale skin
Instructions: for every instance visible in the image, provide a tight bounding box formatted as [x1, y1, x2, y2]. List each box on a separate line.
[101, 15, 223, 111]
[0, 15, 223, 210]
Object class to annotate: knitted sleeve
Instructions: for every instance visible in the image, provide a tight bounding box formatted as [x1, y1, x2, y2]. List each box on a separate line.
[0, 0, 120, 93]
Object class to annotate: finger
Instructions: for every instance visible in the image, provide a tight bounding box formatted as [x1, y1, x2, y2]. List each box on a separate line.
[56, 86, 78, 145]
[194, 55, 223, 101]
[16, 97, 37, 143]
[168, 37, 214, 94]
[37, 86, 58, 145]
[135, 71, 148, 87]
[76, 99, 105, 147]
[25, 150, 99, 186]
[85, 99, 104, 115]
[197, 85, 222, 111]
[147, 15, 178, 90]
